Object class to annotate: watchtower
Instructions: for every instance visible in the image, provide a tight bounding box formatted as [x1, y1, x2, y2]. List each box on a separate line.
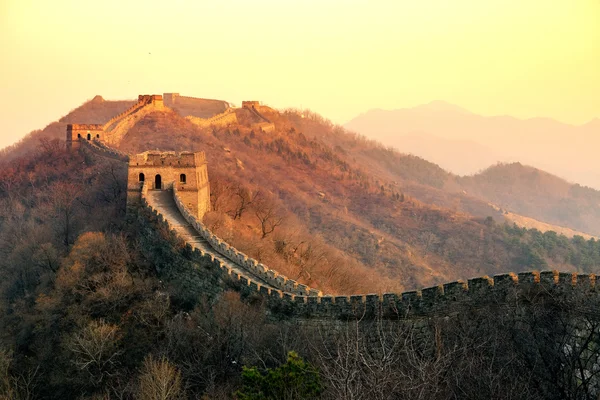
[127, 151, 210, 220]
[66, 124, 105, 149]
[242, 101, 260, 109]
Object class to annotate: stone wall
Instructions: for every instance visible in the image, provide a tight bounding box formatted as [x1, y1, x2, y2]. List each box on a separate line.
[103, 97, 152, 131]
[164, 94, 229, 118]
[143, 189, 600, 323]
[80, 139, 129, 162]
[186, 108, 238, 128]
[172, 187, 323, 297]
[73, 103, 600, 325]
[242, 102, 275, 132]
[104, 100, 164, 147]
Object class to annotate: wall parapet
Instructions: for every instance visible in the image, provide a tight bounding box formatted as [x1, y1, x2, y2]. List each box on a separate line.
[140, 187, 600, 321]
[103, 97, 150, 131]
[80, 139, 129, 162]
[171, 187, 322, 297]
[186, 108, 238, 128]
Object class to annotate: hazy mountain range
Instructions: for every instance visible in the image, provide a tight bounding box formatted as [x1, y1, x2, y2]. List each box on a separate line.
[344, 101, 600, 189]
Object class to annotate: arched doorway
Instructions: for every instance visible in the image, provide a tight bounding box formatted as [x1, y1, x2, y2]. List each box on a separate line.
[139, 173, 145, 182]
[87, 133, 91, 140]
[155, 174, 162, 190]
[180, 173, 186, 183]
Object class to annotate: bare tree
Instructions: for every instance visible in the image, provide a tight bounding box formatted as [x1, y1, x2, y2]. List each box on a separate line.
[229, 184, 257, 220]
[66, 320, 122, 386]
[137, 355, 183, 400]
[253, 194, 285, 239]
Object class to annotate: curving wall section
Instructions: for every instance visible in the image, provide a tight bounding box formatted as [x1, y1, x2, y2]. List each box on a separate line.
[74, 114, 600, 322]
[144, 185, 600, 321]
[80, 139, 130, 162]
[172, 186, 323, 297]
[186, 108, 238, 128]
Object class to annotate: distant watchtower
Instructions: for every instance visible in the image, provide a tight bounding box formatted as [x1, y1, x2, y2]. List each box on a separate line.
[127, 151, 211, 220]
[242, 101, 260, 109]
[66, 124, 104, 149]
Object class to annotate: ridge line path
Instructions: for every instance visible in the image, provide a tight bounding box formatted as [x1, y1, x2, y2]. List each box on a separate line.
[147, 189, 279, 291]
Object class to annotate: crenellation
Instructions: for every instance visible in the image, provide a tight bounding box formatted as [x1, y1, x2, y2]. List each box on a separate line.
[558, 272, 576, 286]
[320, 296, 334, 306]
[443, 281, 468, 299]
[382, 293, 399, 309]
[493, 272, 518, 289]
[365, 294, 379, 312]
[421, 285, 444, 302]
[518, 271, 540, 284]
[578, 274, 596, 288]
[539, 270, 558, 286]
[402, 291, 421, 304]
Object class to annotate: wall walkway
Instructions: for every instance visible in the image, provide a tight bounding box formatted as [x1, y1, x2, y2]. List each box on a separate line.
[78, 121, 600, 322]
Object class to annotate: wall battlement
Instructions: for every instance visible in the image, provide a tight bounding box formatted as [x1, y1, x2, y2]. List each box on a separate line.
[171, 186, 323, 297]
[186, 108, 238, 128]
[82, 136, 600, 324]
[79, 139, 129, 162]
[143, 185, 600, 321]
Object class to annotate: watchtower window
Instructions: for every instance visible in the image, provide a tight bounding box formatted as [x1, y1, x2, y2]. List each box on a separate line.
[87, 134, 91, 140]
[77, 133, 81, 139]
[96, 134, 100, 138]
[180, 174, 186, 183]
[155, 174, 162, 190]
[139, 173, 145, 182]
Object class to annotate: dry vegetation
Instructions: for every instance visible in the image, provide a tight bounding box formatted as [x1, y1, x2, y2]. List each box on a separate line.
[1, 136, 600, 398]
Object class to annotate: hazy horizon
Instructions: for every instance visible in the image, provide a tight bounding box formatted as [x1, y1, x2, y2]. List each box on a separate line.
[1, 0, 599, 150]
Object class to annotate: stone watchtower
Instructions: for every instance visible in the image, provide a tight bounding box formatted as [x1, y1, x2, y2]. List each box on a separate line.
[127, 151, 211, 220]
[66, 124, 105, 149]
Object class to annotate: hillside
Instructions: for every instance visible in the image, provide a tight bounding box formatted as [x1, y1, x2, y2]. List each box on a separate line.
[115, 103, 600, 290]
[344, 101, 600, 190]
[3, 99, 600, 398]
[458, 163, 600, 236]
[5, 97, 600, 294]
[0, 96, 136, 161]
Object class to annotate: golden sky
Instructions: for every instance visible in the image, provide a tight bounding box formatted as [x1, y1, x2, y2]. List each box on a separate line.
[1, 0, 599, 149]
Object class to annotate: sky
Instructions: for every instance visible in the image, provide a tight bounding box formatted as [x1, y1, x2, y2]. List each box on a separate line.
[1, 0, 599, 149]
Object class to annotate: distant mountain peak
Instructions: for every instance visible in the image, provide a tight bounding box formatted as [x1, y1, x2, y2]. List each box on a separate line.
[414, 100, 473, 115]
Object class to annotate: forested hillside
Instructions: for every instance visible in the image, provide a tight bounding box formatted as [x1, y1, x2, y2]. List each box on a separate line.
[2, 100, 600, 398]
[115, 103, 600, 291]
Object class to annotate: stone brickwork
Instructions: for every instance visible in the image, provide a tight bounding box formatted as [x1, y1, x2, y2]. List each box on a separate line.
[128, 151, 210, 220]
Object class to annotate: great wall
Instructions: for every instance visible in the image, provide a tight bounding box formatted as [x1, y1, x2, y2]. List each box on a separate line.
[70, 94, 600, 322]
